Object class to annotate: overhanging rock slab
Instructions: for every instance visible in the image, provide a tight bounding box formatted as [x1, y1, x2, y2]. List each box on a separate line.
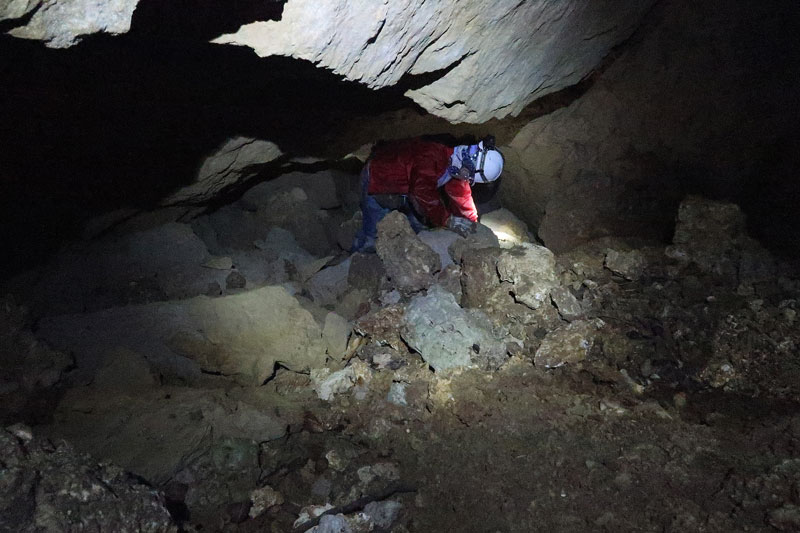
[37, 285, 327, 386]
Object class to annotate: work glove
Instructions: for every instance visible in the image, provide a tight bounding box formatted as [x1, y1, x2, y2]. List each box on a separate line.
[446, 216, 476, 237]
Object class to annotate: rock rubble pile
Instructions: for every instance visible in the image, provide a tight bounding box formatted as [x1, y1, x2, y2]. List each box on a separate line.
[2, 157, 799, 530]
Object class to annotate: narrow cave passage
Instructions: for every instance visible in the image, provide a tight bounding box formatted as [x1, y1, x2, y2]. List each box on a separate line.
[1, 0, 800, 531]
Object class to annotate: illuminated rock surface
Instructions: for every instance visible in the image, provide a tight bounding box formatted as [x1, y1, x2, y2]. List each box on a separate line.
[211, 0, 654, 123]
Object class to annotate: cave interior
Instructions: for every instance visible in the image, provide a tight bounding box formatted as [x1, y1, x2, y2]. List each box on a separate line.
[1, 0, 800, 531]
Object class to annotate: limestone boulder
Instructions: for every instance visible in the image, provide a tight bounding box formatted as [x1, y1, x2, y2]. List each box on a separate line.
[36, 286, 327, 386]
[28, 222, 226, 317]
[376, 211, 440, 295]
[496, 243, 559, 310]
[604, 248, 647, 281]
[480, 208, 534, 249]
[460, 247, 504, 310]
[0, 0, 39, 21]
[212, 0, 654, 123]
[353, 305, 406, 353]
[240, 170, 344, 211]
[323, 311, 350, 359]
[256, 189, 335, 256]
[448, 223, 500, 265]
[348, 252, 386, 295]
[5, 0, 139, 48]
[163, 137, 282, 206]
[402, 285, 507, 371]
[307, 258, 352, 307]
[549, 286, 584, 321]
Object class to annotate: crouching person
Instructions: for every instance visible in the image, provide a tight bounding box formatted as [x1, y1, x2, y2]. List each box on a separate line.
[351, 136, 504, 253]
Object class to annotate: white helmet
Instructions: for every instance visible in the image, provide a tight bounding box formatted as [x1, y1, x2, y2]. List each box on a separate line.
[473, 140, 504, 184]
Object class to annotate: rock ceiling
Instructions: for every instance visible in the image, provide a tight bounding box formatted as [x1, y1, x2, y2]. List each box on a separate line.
[2, 0, 654, 123]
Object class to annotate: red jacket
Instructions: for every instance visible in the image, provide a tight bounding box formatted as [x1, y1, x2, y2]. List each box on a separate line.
[366, 138, 478, 227]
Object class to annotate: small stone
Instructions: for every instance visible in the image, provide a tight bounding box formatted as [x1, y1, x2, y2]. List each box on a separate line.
[363, 500, 403, 529]
[387, 382, 408, 406]
[313, 514, 352, 533]
[673, 392, 688, 409]
[294, 504, 335, 529]
[325, 450, 347, 472]
[7, 423, 33, 443]
[311, 367, 356, 401]
[202, 256, 233, 270]
[550, 286, 584, 320]
[249, 486, 284, 519]
[226, 271, 247, 290]
[534, 320, 601, 368]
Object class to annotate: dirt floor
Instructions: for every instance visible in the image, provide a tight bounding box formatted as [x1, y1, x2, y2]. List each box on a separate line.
[209, 356, 798, 533]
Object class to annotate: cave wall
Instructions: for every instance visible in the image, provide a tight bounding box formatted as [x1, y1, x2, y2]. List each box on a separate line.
[3, 0, 657, 123]
[500, 0, 800, 253]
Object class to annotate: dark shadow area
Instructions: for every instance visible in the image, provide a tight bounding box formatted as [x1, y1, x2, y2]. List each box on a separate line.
[0, 1, 434, 278]
[740, 136, 800, 260]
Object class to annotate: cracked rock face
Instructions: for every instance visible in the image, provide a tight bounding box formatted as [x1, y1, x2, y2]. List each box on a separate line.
[212, 0, 655, 123]
[3, 0, 139, 48]
[4, 0, 654, 122]
[402, 285, 507, 371]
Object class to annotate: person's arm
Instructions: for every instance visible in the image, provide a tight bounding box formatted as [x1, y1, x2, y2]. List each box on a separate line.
[410, 168, 451, 227]
[407, 141, 455, 227]
[443, 179, 478, 222]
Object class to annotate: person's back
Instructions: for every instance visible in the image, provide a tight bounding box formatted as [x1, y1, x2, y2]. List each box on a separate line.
[351, 135, 504, 252]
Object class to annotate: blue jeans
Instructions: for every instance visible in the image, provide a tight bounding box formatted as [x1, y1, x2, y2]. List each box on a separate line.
[351, 163, 425, 253]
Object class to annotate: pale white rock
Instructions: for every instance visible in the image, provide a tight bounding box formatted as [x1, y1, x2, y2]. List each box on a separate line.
[163, 137, 282, 206]
[212, 0, 654, 123]
[481, 208, 534, 248]
[323, 311, 351, 358]
[496, 243, 558, 310]
[249, 486, 284, 519]
[604, 249, 646, 280]
[0, 0, 39, 21]
[7, 0, 139, 48]
[311, 367, 355, 401]
[387, 382, 408, 406]
[202, 256, 233, 270]
[402, 285, 507, 371]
